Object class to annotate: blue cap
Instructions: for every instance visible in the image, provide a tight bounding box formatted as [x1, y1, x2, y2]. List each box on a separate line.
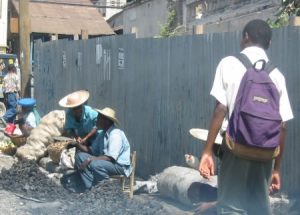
[18, 98, 36, 107]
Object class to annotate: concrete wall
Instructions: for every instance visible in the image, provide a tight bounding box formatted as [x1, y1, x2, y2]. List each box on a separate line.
[110, 0, 283, 37]
[202, 0, 281, 14]
[202, 7, 279, 33]
[184, 0, 282, 34]
[123, 0, 168, 38]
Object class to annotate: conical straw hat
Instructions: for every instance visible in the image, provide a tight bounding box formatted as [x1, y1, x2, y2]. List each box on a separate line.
[59, 90, 89, 108]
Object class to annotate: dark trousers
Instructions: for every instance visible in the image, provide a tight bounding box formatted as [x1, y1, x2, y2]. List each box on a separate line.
[217, 146, 273, 215]
[75, 152, 125, 189]
[3, 92, 17, 123]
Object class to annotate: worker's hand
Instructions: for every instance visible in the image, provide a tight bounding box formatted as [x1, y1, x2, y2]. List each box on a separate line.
[198, 150, 215, 179]
[66, 141, 78, 150]
[76, 137, 82, 143]
[269, 170, 281, 195]
[79, 157, 93, 171]
[76, 137, 88, 145]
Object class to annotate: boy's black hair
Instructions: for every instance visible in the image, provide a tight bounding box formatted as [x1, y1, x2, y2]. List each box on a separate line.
[242, 19, 272, 50]
[7, 64, 16, 72]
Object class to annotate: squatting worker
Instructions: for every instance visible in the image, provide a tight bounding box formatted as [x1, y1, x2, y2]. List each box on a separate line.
[59, 90, 99, 146]
[198, 19, 293, 214]
[16, 98, 41, 137]
[68, 107, 132, 190]
[3, 64, 20, 123]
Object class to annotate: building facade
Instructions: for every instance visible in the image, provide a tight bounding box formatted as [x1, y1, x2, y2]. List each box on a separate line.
[109, 0, 286, 38]
[183, 0, 282, 34]
[108, 0, 169, 38]
[95, 0, 127, 20]
[0, 0, 8, 53]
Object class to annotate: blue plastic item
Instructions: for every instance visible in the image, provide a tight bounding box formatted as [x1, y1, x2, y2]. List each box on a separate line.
[18, 98, 36, 107]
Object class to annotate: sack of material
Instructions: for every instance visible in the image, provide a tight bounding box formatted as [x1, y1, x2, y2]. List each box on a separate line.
[60, 148, 75, 169]
[16, 110, 65, 160]
[47, 141, 70, 164]
[226, 54, 281, 160]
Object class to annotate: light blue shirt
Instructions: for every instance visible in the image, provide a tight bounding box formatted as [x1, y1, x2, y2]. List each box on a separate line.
[23, 108, 41, 128]
[90, 125, 132, 177]
[24, 112, 37, 128]
[64, 105, 98, 140]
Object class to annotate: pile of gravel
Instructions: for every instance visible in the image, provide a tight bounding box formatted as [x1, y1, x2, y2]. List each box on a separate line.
[0, 159, 69, 201]
[0, 160, 168, 215]
[65, 180, 166, 215]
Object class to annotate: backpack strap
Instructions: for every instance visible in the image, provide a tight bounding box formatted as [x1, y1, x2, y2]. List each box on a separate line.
[235, 53, 253, 69]
[236, 53, 276, 74]
[264, 61, 276, 74]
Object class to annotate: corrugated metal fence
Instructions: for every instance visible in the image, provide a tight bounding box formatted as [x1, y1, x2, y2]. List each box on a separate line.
[33, 27, 300, 194]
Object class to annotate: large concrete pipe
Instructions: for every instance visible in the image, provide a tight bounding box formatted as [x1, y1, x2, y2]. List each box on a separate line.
[157, 166, 217, 206]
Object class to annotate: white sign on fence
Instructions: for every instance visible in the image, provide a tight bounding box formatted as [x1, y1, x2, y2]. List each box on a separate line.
[118, 48, 125, 70]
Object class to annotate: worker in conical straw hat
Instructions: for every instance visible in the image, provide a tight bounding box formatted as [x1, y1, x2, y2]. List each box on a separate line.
[59, 90, 99, 146]
[65, 107, 132, 191]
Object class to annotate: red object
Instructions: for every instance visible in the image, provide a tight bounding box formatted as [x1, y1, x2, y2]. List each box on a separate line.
[5, 123, 16, 135]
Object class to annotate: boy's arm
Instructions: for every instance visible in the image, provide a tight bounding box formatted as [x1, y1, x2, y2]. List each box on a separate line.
[199, 101, 227, 179]
[269, 123, 286, 194]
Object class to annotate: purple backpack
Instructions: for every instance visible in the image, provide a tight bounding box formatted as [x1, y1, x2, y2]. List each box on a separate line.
[227, 53, 282, 149]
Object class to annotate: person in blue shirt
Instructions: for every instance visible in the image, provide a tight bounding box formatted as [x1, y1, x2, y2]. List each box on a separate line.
[59, 90, 98, 146]
[16, 98, 41, 137]
[67, 107, 132, 190]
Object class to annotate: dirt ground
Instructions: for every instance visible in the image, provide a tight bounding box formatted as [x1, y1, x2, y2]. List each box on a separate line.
[0, 190, 194, 215]
[0, 154, 299, 215]
[0, 157, 195, 215]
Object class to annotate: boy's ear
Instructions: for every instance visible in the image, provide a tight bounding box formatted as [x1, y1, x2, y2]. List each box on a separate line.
[240, 32, 251, 50]
[243, 32, 250, 43]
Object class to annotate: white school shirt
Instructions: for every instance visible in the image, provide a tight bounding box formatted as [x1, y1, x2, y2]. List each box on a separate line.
[210, 46, 293, 130]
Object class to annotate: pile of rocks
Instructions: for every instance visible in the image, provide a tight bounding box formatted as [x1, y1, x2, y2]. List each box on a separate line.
[0, 159, 168, 215]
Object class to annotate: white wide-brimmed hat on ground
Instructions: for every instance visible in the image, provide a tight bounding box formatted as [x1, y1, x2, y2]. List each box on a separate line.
[96, 107, 120, 126]
[189, 128, 223, 145]
[59, 90, 90, 108]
